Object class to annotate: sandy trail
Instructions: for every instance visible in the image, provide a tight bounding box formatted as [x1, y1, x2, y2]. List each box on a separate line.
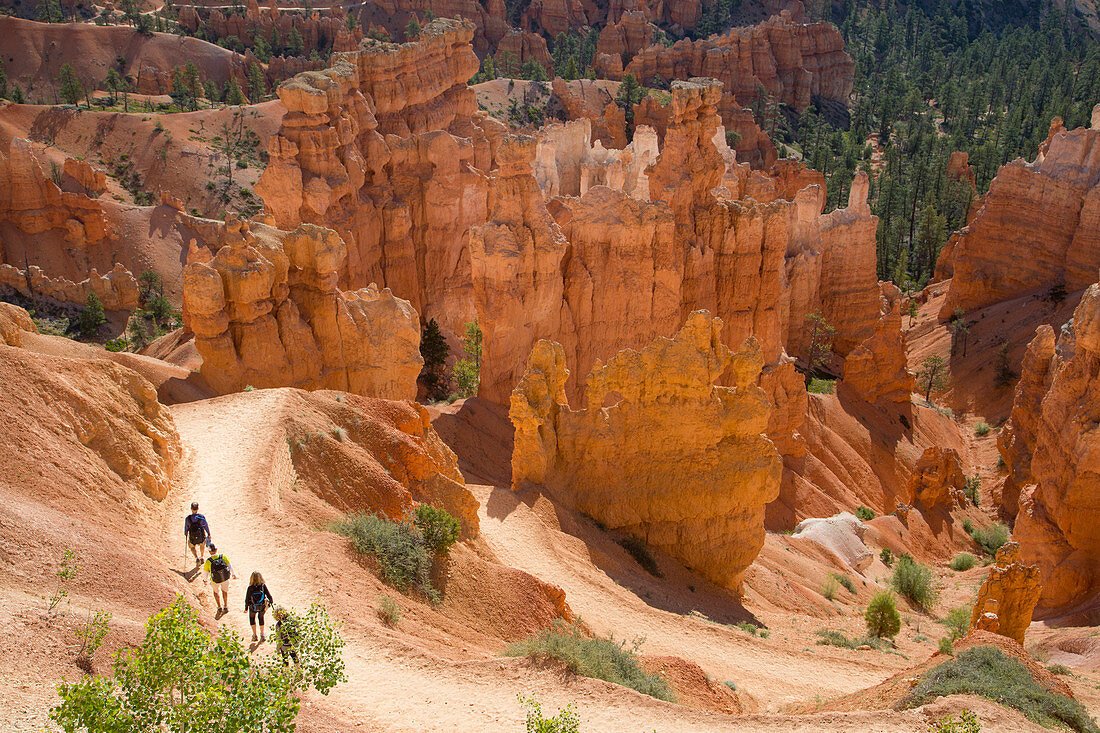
[164, 391, 943, 732]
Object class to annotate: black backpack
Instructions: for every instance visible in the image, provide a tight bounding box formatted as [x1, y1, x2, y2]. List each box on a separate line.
[247, 585, 267, 609]
[209, 555, 230, 583]
[187, 514, 207, 545]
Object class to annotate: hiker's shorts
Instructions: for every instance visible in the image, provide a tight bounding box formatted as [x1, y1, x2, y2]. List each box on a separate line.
[211, 580, 229, 593]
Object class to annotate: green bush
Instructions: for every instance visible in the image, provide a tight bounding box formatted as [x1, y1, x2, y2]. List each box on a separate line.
[51, 597, 346, 731]
[929, 709, 981, 733]
[519, 695, 580, 733]
[334, 514, 437, 601]
[814, 629, 890, 651]
[864, 591, 901, 639]
[808, 377, 836, 394]
[900, 646, 1099, 732]
[104, 336, 129, 352]
[855, 505, 875, 521]
[1047, 664, 1072, 676]
[737, 622, 764, 637]
[951, 553, 978, 571]
[963, 475, 981, 506]
[941, 606, 971, 641]
[880, 548, 895, 567]
[76, 292, 106, 337]
[822, 574, 839, 601]
[377, 595, 401, 627]
[833, 573, 857, 594]
[723, 680, 737, 691]
[938, 636, 954, 656]
[413, 504, 461, 557]
[618, 535, 661, 576]
[891, 554, 938, 610]
[962, 518, 974, 534]
[974, 421, 991, 437]
[506, 621, 673, 702]
[971, 523, 1010, 556]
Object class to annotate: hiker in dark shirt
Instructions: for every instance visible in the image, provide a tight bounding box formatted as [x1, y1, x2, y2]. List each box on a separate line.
[244, 571, 274, 642]
[183, 502, 211, 566]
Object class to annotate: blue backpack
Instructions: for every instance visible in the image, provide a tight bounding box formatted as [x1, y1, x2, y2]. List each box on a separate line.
[247, 585, 267, 609]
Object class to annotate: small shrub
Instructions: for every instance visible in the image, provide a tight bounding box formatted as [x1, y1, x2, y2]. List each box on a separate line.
[1047, 664, 1072, 676]
[808, 377, 836, 394]
[376, 595, 401, 627]
[855, 505, 875, 521]
[506, 621, 673, 701]
[45, 549, 78, 616]
[242, 385, 255, 392]
[951, 553, 978, 571]
[865, 591, 902, 639]
[964, 475, 981, 506]
[928, 709, 981, 733]
[822, 574, 839, 601]
[891, 554, 938, 610]
[833, 573, 857, 594]
[334, 514, 437, 602]
[104, 336, 129, 352]
[962, 518, 974, 534]
[901, 645, 1098, 732]
[74, 609, 111, 670]
[76, 293, 106, 338]
[971, 523, 1010, 556]
[974, 421, 991, 436]
[938, 637, 955, 656]
[737, 622, 763, 637]
[519, 695, 580, 733]
[413, 504, 461, 557]
[618, 535, 662, 577]
[815, 629, 890, 651]
[723, 680, 737, 691]
[880, 548, 895, 567]
[330, 426, 348, 442]
[942, 606, 971, 641]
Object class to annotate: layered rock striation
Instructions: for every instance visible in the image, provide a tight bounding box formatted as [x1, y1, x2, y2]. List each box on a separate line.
[937, 109, 1100, 316]
[509, 312, 782, 591]
[182, 216, 421, 398]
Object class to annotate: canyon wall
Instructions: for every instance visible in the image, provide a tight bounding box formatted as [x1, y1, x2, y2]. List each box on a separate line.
[181, 216, 422, 398]
[936, 109, 1100, 317]
[510, 312, 782, 591]
[969, 542, 1042, 646]
[608, 12, 853, 111]
[1001, 276, 1100, 612]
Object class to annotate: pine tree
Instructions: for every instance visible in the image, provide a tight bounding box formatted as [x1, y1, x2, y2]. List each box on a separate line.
[77, 293, 106, 338]
[917, 355, 950, 402]
[452, 320, 483, 398]
[0, 60, 8, 100]
[105, 68, 122, 105]
[419, 318, 451, 401]
[520, 59, 547, 82]
[58, 64, 83, 106]
[615, 73, 645, 128]
[247, 63, 266, 102]
[224, 78, 245, 106]
[405, 18, 421, 41]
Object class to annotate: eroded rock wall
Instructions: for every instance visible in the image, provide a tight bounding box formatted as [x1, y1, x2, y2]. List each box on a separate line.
[182, 216, 421, 398]
[969, 542, 1042, 646]
[937, 109, 1100, 316]
[1004, 277, 1100, 612]
[509, 312, 782, 591]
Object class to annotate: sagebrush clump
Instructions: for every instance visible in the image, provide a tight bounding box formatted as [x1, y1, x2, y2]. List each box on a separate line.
[891, 554, 938, 610]
[865, 591, 901, 639]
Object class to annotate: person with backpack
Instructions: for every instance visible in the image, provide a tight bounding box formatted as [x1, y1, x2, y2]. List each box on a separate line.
[183, 502, 211, 567]
[271, 606, 299, 665]
[202, 544, 237, 613]
[243, 571, 273, 642]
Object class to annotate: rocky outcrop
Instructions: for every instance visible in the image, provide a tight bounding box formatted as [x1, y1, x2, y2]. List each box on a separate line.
[791, 512, 873, 573]
[510, 312, 782, 591]
[1005, 278, 1100, 611]
[907, 446, 966, 510]
[0, 262, 140, 311]
[0, 138, 110, 247]
[969, 542, 1042, 646]
[550, 78, 628, 149]
[256, 18, 505, 344]
[532, 118, 658, 199]
[616, 12, 853, 111]
[494, 28, 554, 76]
[182, 216, 422, 398]
[841, 284, 914, 405]
[997, 325, 1057, 519]
[0, 305, 181, 502]
[937, 109, 1100, 316]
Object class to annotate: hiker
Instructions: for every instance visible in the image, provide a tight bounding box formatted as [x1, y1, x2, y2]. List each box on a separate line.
[203, 543, 237, 613]
[183, 502, 211, 566]
[271, 606, 299, 665]
[244, 571, 274, 642]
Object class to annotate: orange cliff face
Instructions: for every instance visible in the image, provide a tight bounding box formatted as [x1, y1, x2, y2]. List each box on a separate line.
[181, 216, 422, 399]
[936, 107, 1100, 317]
[509, 313, 782, 592]
[1000, 276, 1100, 614]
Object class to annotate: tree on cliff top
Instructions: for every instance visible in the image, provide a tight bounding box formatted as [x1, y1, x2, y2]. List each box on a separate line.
[615, 74, 646, 127]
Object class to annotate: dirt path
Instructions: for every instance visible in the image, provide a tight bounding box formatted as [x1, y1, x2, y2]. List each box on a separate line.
[163, 391, 949, 732]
